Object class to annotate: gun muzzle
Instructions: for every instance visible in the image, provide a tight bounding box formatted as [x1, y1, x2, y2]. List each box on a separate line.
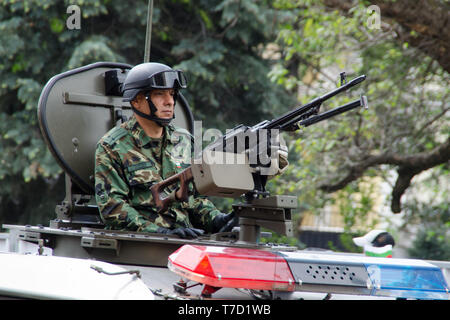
[346, 75, 366, 88]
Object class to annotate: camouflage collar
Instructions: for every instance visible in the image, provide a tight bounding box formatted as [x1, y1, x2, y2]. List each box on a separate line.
[127, 116, 179, 147]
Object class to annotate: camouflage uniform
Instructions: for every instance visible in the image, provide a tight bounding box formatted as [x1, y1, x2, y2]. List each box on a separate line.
[95, 116, 221, 233]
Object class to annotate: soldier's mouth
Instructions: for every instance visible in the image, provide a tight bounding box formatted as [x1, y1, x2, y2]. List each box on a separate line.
[160, 111, 173, 117]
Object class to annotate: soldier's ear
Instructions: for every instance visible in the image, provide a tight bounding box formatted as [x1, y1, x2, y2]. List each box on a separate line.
[131, 93, 144, 110]
[131, 99, 138, 109]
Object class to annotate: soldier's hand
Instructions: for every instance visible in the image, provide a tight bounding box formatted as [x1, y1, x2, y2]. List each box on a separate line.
[212, 211, 239, 233]
[268, 136, 289, 178]
[157, 227, 205, 239]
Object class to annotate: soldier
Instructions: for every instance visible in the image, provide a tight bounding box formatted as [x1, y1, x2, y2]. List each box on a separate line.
[94, 62, 235, 239]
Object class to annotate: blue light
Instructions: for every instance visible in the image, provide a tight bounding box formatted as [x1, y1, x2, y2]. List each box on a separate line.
[365, 264, 449, 299]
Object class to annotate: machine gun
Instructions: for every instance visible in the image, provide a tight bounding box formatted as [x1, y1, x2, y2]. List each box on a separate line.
[150, 74, 368, 243]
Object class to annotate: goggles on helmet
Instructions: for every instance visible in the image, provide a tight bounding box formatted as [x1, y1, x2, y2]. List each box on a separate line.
[148, 70, 187, 89]
[122, 70, 187, 93]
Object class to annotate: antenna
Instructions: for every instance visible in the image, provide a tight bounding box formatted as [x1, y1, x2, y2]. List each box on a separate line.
[144, 0, 154, 62]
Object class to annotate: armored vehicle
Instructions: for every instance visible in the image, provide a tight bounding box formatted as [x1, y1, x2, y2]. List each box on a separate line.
[2, 62, 449, 300]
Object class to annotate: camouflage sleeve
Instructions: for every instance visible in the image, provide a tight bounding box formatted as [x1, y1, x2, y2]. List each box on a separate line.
[94, 142, 159, 233]
[184, 194, 223, 233]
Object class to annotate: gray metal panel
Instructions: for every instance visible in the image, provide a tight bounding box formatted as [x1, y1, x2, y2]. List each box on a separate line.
[278, 251, 373, 295]
[289, 261, 369, 287]
[38, 62, 133, 193]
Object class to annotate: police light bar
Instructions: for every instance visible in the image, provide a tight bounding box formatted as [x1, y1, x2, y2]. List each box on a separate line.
[280, 250, 449, 300]
[168, 245, 449, 299]
[168, 245, 295, 292]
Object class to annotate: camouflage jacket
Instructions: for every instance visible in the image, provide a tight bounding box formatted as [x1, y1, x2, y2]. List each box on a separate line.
[94, 116, 221, 233]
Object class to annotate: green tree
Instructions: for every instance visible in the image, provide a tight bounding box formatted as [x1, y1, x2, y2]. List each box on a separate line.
[269, 0, 449, 216]
[265, 0, 449, 257]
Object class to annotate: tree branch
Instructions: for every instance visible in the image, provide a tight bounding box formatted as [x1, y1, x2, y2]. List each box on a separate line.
[414, 106, 450, 140]
[319, 137, 450, 212]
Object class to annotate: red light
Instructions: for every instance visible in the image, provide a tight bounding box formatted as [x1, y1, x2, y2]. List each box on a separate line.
[168, 245, 295, 292]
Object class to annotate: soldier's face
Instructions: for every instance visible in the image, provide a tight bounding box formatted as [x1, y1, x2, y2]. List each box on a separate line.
[149, 89, 175, 119]
[133, 89, 174, 119]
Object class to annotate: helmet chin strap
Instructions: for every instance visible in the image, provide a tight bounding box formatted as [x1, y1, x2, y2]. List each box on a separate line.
[132, 93, 177, 127]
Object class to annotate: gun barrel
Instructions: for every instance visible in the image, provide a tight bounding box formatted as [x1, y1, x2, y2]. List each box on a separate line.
[346, 75, 366, 87]
[297, 97, 365, 128]
[266, 75, 366, 130]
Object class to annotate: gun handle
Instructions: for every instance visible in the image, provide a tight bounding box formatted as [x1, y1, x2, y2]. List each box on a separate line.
[149, 167, 193, 213]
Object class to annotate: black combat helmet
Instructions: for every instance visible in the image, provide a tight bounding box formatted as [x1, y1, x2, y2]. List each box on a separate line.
[121, 62, 187, 126]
